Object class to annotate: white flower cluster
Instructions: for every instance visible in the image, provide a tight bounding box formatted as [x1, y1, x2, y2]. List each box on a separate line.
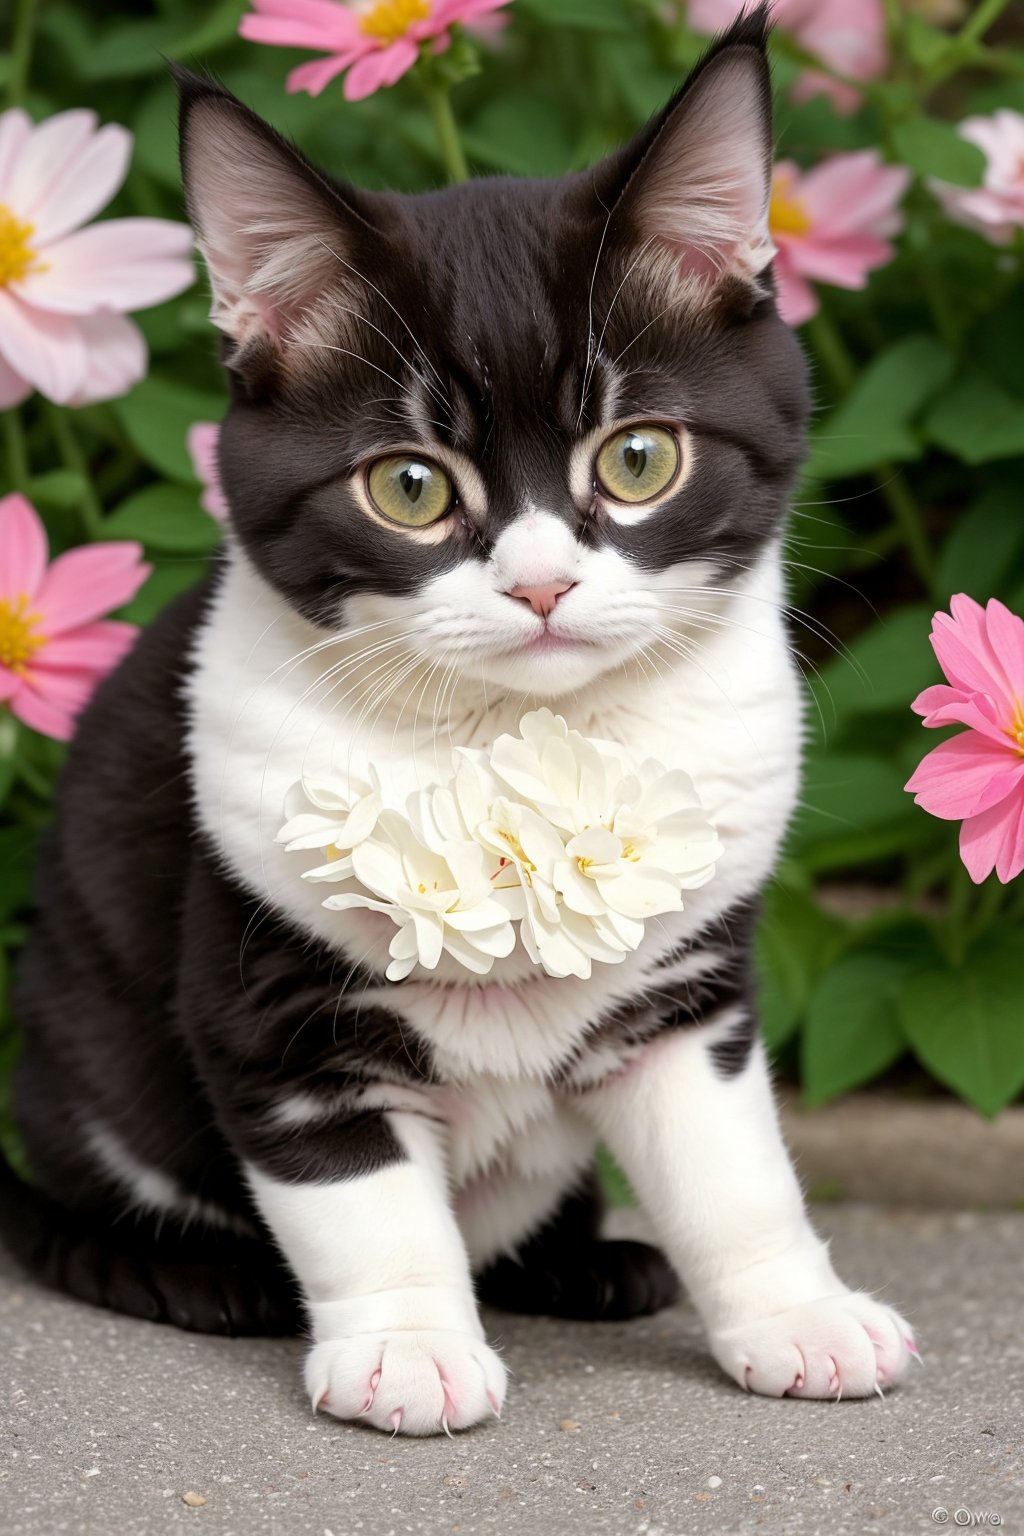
[276, 710, 722, 982]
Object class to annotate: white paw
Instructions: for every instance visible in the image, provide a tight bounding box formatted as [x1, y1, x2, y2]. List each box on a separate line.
[710, 1292, 918, 1399]
[305, 1330, 507, 1436]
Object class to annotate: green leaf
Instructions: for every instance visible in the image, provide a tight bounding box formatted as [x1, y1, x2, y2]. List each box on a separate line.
[808, 335, 954, 480]
[899, 929, 1024, 1116]
[0, 827, 38, 923]
[790, 752, 915, 854]
[79, 19, 172, 81]
[757, 885, 846, 1052]
[105, 485, 222, 554]
[112, 378, 224, 483]
[803, 950, 917, 1105]
[891, 116, 986, 187]
[516, 0, 631, 31]
[26, 470, 88, 512]
[925, 371, 1024, 464]
[811, 603, 938, 728]
[936, 485, 1024, 603]
[118, 559, 210, 625]
[462, 93, 573, 178]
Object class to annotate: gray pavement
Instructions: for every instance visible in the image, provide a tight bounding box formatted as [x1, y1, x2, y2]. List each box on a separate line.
[1, 1205, 1021, 1536]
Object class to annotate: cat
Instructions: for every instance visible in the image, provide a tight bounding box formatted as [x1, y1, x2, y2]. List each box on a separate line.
[1, 7, 915, 1435]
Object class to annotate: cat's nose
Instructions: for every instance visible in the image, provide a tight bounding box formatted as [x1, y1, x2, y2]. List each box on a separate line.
[506, 581, 575, 617]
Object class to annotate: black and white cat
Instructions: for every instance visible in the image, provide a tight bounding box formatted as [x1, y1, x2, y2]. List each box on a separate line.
[3, 9, 915, 1434]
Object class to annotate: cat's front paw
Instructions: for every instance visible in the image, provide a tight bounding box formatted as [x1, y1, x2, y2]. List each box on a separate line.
[710, 1293, 917, 1399]
[305, 1330, 507, 1436]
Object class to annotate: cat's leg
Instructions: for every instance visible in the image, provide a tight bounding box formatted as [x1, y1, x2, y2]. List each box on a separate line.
[472, 1167, 680, 1321]
[245, 1112, 506, 1435]
[581, 1023, 915, 1398]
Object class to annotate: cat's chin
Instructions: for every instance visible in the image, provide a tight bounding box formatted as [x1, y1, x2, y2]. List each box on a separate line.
[471, 638, 636, 697]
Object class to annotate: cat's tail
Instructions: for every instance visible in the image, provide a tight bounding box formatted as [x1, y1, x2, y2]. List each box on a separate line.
[0, 1149, 303, 1337]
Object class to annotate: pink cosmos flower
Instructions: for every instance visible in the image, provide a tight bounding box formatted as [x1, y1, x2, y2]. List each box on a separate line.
[0, 494, 150, 742]
[688, 0, 887, 113]
[0, 108, 194, 410]
[769, 151, 911, 326]
[931, 111, 1024, 246]
[187, 423, 229, 523]
[240, 0, 513, 102]
[906, 596, 1024, 885]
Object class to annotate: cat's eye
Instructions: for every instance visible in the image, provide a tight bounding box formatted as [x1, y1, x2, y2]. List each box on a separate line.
[595, 425, 680, 504]
[366, 455, 452, 527]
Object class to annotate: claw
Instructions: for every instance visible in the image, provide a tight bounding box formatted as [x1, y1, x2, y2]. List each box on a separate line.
[487, 1390, 502, 1419]
[441, 1416, 453, 1438]
[389, 1408, 403, 1435]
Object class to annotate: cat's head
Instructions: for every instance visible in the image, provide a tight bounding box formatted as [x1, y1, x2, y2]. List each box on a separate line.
[177, 6, 808, 699]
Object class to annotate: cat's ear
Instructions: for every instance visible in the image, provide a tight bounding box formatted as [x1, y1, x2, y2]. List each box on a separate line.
[612, 9, 775, 292]
[176, 71, 369, 358]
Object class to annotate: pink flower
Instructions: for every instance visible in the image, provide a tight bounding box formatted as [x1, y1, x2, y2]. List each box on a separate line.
[0, 494, 150, 742]
[688, 0, 887, 113]
[240, 0, 513, 102]
[931, 111, 1024, 246]
[0, 108, 194, 409]
[769, 151, 910, 326]
[187, 422, 229, 523]
[906, 596, 1024, 885]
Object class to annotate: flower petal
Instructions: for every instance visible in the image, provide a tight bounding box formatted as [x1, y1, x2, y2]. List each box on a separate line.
[0, 290, 87, 404]
[68, 312, 149, 407]
[15, 219, 194, 316]
[31, 123, 133, 245]
[960, 793, 1024, 884]
[905, 732, 1024, 820]
[343, 39, 419, 100]
[30, 619, 138, 674]
[36, 542, 150, 634]
[0, 108, 32, 201]
[7, 110, 98, 225]
[0, 492, 48, 602]
[9, 680, 77, 741]
[0, 352, 31, 408]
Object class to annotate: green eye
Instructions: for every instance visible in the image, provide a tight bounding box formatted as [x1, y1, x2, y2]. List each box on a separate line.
[366, 456, 452, 527]
[595, 425, 680, 504]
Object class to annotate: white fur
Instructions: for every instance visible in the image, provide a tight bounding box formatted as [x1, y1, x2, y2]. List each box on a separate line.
[246, 1114, 506, 1433]
[580, 1029, 915, 1397]
[182, 525, 908, 1425]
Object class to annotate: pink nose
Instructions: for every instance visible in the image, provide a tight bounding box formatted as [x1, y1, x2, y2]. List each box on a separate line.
[507, 581, 575, 618]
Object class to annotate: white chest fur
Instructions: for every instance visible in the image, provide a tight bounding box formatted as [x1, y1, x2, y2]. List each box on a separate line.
[185, 546, 802, 1089]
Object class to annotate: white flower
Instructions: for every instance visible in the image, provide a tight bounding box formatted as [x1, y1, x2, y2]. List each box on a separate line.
[275, 769, 382, 882]
[323, 811, 516, 983]
[275, 709, 721, 983]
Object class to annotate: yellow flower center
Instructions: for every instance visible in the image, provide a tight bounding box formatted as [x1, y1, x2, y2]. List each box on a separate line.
[494, 830, 535, 886]
[1011, 699, 1024, 755]
[769, 177, 812, 239]
[0, 595, 44, 674]
[0, 206, 41, 287]
[358, 0, 430, 43]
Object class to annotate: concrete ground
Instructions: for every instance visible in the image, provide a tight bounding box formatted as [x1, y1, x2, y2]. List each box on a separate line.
[1, 1205, 1021, 1536]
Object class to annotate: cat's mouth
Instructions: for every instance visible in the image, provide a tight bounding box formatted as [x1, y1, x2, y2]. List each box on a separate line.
[518, 629, 594, 655]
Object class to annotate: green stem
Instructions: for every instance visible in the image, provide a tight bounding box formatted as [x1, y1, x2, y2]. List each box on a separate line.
[805, 309, 936, 592]
[8, 0, 40, 108]
[3, 408, 30, 492]
[422, 79, 468, 184]
[945, 858, 973, 967]
[14, 746, 55, 801]
[957, 0, 1013, 46]
[45, 405, 104, 539]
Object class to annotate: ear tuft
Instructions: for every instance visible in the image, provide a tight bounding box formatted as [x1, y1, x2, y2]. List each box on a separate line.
[176, 73, 365, 355]
[613, 8, 776, 295]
